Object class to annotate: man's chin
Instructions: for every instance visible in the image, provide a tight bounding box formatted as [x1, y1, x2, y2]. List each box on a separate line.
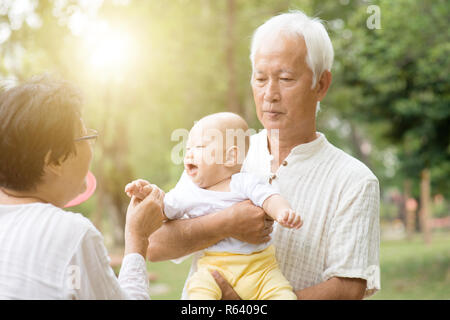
[263, 113, 285, 124]
[262, 120, 283, 131]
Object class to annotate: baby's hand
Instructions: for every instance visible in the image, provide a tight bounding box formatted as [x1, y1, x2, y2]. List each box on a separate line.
[278, 209, 303, 229]
[125, 179, 154, 201]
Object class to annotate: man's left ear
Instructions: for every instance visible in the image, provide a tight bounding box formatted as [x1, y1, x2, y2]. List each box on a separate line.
[224, 146, 238, 167]
[316, 70, 332, 101]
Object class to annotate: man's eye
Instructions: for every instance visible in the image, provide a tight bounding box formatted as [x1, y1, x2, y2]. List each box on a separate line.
[280, 78, 293, 81]
[254, 78, 267, 86]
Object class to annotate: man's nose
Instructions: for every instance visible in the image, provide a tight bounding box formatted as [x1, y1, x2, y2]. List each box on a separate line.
[264, 79, 281, 102]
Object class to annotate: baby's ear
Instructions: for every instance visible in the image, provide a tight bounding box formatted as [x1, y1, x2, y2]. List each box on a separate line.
[224, 146, 238, 167]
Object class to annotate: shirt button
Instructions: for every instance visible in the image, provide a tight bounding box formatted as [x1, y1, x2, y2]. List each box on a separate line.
[269, 174, 276, 184]
[282, 160, 288, 166]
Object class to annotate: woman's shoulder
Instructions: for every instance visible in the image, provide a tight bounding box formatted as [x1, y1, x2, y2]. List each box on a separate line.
[30, 203, 98, 238]
[43, 205, 105, 256]
[0, 202, 101, 258]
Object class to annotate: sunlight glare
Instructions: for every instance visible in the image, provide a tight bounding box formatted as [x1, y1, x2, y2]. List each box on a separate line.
[81, 20, 135, 76]
[89, 32, 131, 70]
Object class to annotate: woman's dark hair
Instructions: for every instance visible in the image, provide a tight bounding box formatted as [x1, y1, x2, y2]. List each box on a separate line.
[0, 75, 83, 191]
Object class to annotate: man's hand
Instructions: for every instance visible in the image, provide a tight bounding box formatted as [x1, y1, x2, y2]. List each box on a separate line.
[210, 270, 241, 300]
[225, 200, 274, 244]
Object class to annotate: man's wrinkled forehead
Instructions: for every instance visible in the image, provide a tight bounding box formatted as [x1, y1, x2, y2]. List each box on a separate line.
[252, 32, 307, 67]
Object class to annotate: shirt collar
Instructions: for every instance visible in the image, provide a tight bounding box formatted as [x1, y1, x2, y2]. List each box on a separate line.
[263, 130, 328, 161]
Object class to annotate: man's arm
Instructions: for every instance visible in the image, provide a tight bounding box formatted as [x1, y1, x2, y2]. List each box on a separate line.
[212, 272, 366, 300]
[295, 277, 367, 300]
[147, 209, 228, 262]
[147, 200, 274, 262]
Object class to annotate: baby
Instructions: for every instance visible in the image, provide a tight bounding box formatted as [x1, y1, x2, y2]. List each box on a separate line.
[125, 112, 301, 300]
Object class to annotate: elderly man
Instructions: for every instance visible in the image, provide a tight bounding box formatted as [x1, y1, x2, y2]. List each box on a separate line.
[148, 10, 380, 300]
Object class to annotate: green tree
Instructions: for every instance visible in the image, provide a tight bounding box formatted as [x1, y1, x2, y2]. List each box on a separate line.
[340, 0, 450, 243]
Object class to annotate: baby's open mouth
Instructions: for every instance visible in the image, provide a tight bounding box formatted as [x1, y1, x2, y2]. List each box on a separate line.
[185, 163, 198, 176]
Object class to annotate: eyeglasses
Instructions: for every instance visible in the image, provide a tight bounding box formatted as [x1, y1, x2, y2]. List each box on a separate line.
[74, 129, 98, 145]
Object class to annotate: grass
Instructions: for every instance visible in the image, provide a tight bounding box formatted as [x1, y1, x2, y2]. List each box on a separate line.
[146, 257, 193, 300]
[369, 232, 450, 300]
[145, 232, 450, 300]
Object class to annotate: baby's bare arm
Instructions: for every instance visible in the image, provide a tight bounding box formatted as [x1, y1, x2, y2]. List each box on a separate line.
[262, 194, 291, 219]
[262, 194, 303, 229]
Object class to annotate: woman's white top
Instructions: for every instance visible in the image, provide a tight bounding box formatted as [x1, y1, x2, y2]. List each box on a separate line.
[0, 202, 149, 299]
[164, 171, 279, 254]
[180, 130, 380, 299]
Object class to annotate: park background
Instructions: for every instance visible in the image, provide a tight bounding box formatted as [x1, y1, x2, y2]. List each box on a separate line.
[0, 0, 448, 299]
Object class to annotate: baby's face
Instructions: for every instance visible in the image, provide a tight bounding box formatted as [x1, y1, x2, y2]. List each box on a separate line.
[184, 124, 228, 188]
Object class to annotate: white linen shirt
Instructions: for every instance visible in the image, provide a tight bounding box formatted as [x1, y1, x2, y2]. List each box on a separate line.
[180, 130, 380, 299]
[0, 202, 150, 300]
[164, 171, 279, 254]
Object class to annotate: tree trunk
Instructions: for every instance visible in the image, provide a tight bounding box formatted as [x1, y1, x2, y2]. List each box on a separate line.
[404, 179, 416, 240]
[419, 168, 432, 244]
[225, 0, 240, 114]
[349, 122, 371, 168]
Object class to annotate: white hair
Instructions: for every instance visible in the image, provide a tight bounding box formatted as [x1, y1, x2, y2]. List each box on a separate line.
[250, 10, 334, 89]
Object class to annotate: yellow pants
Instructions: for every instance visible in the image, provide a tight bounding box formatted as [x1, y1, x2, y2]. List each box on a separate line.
[186, 245, 297, 300]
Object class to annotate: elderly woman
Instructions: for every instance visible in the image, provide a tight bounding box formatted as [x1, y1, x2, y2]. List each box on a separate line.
[0, 76, 164, 299]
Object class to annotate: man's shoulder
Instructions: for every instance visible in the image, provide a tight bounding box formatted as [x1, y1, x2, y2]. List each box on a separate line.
[325, 141, 378, 185]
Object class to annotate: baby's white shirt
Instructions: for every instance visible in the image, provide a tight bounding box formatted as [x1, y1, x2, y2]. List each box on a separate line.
[164, 171, 280, 254]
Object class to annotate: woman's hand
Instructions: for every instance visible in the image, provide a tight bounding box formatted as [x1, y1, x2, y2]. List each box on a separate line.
[124, 185, 165, 258]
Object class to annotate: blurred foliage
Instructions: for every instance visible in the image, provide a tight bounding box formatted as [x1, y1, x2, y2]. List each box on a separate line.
[337, 0, 450, 197]
[1, 0, 448, 245]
